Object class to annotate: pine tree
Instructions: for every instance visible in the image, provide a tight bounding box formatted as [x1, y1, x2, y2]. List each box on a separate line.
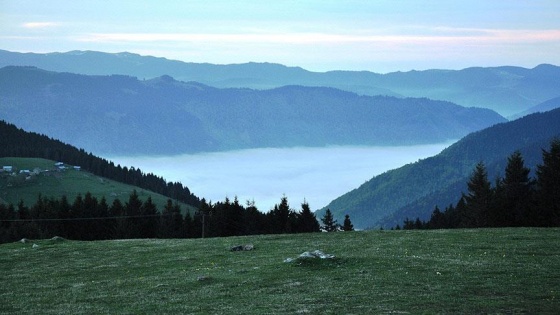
[297, 201, 320, 233]
[124, 190, 143, 238]
[342, 214, 354, 231]
[140, 196, 158, 238]
[501, 151, 534, 226]
[159, 199, 179, 238]
[428, 206, 446, 229]
[270, 196, 296, 234]
[464, 162, 493, 227]
[109, 198, 125, 239]
[321, 209, 338, 232]
[535, 138, 560, 226]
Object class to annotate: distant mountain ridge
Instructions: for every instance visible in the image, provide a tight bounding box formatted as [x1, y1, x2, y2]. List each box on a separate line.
[509, 96, 560, 120]
[318, 108, 560, 229]
[1, 50, 559, 116]
[0, 66, 505, 155]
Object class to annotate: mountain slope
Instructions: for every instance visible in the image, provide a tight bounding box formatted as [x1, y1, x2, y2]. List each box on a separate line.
[1, 50, 559, 116]
[318, 108, 560, 229]
[509, 96, 560, 120]
[0, 66, 505, 155]
[0, 157, 194, 212]
[0, 120, 200, 208]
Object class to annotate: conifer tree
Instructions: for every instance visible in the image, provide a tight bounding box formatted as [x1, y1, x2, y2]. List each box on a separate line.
[140, 196, 158, 238]
[124, 190, 143, 238]
[501, 151, 534, 226]
[464, 162, 493, 227]
[270, 196, 296, 234]
[428, 206, 446, 229]
[535, 138, 560, 226]
[342, 214, 354, 231]
[159, 199, 184, 238]
[297, 201, 320, 233]
[109, 198, 126, 239]
[321, 209, 338, 232]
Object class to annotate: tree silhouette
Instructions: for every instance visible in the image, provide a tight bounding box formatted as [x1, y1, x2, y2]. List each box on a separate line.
[297, 201, 320, 233]
[535, 138, 560, 226]
[342, 214, 354, 231]
[321, 209, 338, 232]
[464, 162, 493, 227]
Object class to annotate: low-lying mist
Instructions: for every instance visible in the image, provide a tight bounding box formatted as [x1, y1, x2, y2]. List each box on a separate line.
[108, 143, 453, 211]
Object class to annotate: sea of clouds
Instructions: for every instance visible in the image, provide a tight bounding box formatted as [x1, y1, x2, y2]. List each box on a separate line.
[109, 143, 453, 211]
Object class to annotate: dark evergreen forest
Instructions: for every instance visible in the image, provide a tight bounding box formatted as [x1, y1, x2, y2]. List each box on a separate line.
[399, 139, 560, 230]
[0, 192, 324, 243]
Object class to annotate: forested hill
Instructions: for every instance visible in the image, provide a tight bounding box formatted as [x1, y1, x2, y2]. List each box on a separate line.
[0, 120, 200, 207]
[2, 49, 560, 116]
[0, 66, 505, 155]
[318, 107, 560, 229]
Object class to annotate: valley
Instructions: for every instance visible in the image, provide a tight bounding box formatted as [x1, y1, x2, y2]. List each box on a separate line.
[108, 143, 453, 212]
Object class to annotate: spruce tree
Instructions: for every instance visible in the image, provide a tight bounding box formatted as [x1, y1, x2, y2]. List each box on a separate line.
[297, 201, 320, 233]
[464, 162, 493, 227]
[140, 196, 158, 238]
[535, 138, 560, 226]
[428, 206, 446, 229]
[501, 151, 534, 226]
[321, 209, 338, 232]
[342, 214, 354, 231]
[124, 190, 143, 238]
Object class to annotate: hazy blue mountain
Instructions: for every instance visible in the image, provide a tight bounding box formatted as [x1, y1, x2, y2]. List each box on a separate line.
[509, 96, 560, 120]
[0, 66, 505, 155]
[1, 50, 559, 116]
[318, 108, 560, 229]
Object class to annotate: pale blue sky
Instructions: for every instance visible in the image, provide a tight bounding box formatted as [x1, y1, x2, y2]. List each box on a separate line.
[1, 0, 559, 72]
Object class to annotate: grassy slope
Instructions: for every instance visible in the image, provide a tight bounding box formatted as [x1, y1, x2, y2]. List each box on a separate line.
[1, 228, 558, 314]
[0, 157, 195, 213]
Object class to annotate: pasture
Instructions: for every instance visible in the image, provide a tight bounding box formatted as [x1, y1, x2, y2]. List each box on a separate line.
[1, 228, 559, 314]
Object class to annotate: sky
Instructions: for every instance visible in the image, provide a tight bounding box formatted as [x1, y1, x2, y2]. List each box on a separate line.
[1, 0, 559, 72]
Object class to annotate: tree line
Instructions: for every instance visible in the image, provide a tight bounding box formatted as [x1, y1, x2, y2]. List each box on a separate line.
[0, 120, 200, 207]
[398, 138, 560, 230]
[0, 192, 354, 243]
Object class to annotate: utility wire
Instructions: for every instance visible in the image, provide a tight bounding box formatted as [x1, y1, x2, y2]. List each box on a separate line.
[0, 213, 173, 222]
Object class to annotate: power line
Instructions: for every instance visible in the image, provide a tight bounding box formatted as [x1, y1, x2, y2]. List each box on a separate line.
[0, 213, 171, 222]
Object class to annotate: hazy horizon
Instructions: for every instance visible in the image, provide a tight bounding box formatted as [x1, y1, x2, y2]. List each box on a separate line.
[1, 1, 559, 73]
[108, 143, 453, 212]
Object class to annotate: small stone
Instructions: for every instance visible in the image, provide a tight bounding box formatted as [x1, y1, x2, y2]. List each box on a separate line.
[230, 245, 244, 251]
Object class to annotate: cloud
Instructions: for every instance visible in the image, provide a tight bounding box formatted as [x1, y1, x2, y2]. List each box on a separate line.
[22, 22, 60, 29]
[77, 28, 560, 47]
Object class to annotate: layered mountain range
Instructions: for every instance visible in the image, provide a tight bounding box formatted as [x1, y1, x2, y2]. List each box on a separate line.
[0, 66, 505, 155]
[2, 50, 560, 116]
[1, 50, 559, 229]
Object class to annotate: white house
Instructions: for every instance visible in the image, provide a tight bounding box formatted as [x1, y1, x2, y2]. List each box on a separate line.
[2, 166, 13, 172]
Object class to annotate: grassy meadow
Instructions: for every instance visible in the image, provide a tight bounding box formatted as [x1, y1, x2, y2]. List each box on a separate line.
[1, 228, 559, 314]
[0, 157, 194, 213]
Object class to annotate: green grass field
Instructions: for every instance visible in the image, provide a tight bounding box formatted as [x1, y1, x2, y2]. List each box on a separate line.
[0, 157, 194, 213]
[1, 228, 558, 314]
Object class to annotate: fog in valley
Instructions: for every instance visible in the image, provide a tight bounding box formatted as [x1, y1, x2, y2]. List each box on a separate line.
[109, 142, 453, 211]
